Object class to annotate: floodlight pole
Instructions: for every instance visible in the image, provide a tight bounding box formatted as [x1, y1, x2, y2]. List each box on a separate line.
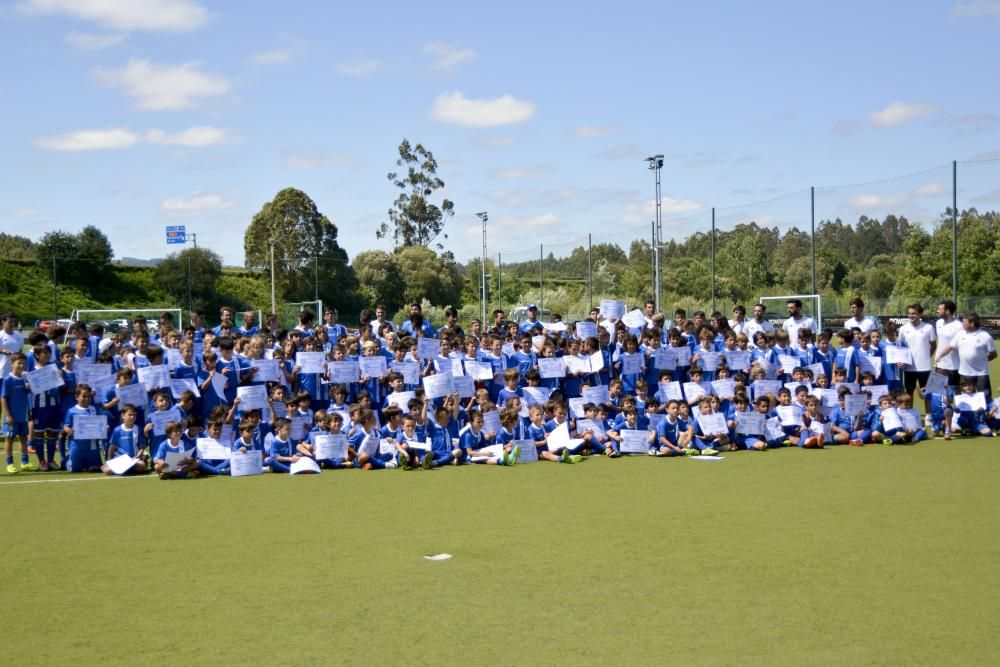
[646, 155, 664, 312]
[270, 241, 277, 315]
[952, 160, 958, 302]
[476, 212, 488, 324]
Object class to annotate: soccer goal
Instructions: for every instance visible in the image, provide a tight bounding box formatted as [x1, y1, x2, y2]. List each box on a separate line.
[758, 294, 822, 331]
[71, 308, 183, 334]
[281, 300, 323, 329]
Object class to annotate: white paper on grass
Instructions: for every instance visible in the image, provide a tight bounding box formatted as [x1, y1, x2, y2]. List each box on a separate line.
[711, 379, 735, 399]
[886, 346, 912, 365]
[170, 378, 200, 400]
[417, 338, 440, 360]
[237, 385, 268, 411]
[621, 309, 647, 329]
[689, 456, 725, 461]
[252, 359, 281, 383]
[658, 381, 683, 401]
[697, 412, 729, 436]
[599, 299, 625, 321]
[230, 450, 263, 477]
[196, 437, 231, 460]
[296, 351, 327, 374]
[113, 382, 146, 408]
[954, 391, 987, 412]
[511, 439, 538, 463]
[390, 361, 421, 386]
[424, 554, 453, 561]
[619, 429, 650, 454]
[73, 414, 108, 440]
[289, 457, 321, 474]
[163, 447, 195, 473]
[736, 412, 765, 436]
[137, 365, 171, 391]
[313, 433, 347, 460]
[537, 357, 566, 379]
[106, 454, 138, 475]
[481, 410, 502, 436]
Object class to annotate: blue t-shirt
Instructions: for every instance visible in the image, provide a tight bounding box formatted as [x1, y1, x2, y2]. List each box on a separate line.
[1, 374, 30, 422]
[109, 424, 143, 457]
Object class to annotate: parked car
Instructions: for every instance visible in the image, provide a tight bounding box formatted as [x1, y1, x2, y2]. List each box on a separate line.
[508, 306, 552, 324]
[36, 320, 57, 332]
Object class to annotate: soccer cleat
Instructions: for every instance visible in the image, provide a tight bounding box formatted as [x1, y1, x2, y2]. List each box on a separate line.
[6, 464, 18, 474]
[501, 449, 510, 466]
[20, 462, 39, 472]
[216, 467, 230, 475]
[702, 448, 719, 456]
[943, 431, 952, 441]
[848, 439, 863, 447]
[882, 438, 893, 446]
[48, 460, 61, 470]
[421, 453, 434, 470]
[510, 445, 520, 465]
[38, 461, 49, 472]
[568, 454, 583, 463]
[560, 449, 571, 463]
[682, 448, 698, 456]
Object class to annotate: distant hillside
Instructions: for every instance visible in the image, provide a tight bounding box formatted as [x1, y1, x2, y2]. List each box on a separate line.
[117, 257, 163, 267]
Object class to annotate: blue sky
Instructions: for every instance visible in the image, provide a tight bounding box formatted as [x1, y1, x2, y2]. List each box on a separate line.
[1, 0, 999, 267]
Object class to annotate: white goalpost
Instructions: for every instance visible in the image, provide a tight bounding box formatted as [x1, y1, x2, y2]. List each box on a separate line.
[758, 294, 823, 331]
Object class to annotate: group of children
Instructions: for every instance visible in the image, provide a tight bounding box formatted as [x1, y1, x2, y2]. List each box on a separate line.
[2, 305, 997, 479]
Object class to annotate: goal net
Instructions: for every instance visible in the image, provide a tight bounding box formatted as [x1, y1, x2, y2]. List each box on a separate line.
[71, 308, 183, 334]
[280, 300, 323, 330]
[757, 294, 822, 331]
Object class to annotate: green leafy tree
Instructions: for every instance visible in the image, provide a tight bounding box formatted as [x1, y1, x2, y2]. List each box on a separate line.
[0, 233, 37, 261]
[154, 247, 223, 311]
[717, 233, 769, 302]
[377, 139, 454, 249]
[36, 225, 113, 283]
[395, 246, 463, 307]
[244, 188, 358, 313]
[352, 250, 406, 313]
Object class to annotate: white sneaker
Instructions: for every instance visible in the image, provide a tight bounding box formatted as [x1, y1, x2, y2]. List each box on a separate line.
[261, 467, 271, 473]
[385, 461, 398, 469]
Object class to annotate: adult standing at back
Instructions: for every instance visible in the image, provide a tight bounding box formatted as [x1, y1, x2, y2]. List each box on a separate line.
[844, 298, 879, 334]
[0, 312, 24, 380]
[743, 303, 775, 346]
[934, 299, 963, 388]
[898, 303, 936, 426]
[936, 312, 996, 398]
[782, 299, 814, 347]
[728, 305, 748, 336]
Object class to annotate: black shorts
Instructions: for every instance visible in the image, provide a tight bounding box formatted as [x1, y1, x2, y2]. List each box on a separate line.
[940, 369, 961, 388]
[903, 370, 930, 394]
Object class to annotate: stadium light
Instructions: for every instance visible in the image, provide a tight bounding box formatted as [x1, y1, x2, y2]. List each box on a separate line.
[645, 155, 664, 313]
[476, 211, 488, 324]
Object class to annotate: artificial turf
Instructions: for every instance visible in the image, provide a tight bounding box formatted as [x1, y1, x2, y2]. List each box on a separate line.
[3, 437, 999, 666]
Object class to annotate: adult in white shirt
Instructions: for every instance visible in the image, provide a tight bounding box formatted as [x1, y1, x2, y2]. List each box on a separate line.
[643, 300, 657, 329]
[728, 305, 749, 336]
[936, 312, 997, 396]
[0, 312, 24, 379]
[897, 303, 936, 417]
[843, 298, 879, 334]
[369, 303, 395, 336]
[934, 299, 964, 387]
[782, 299, 815, 347]
[743, 303, 775, 346]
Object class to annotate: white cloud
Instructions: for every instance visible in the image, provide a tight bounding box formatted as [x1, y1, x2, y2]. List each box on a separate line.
[286, 152, 362, 169]
[334, 58, 378, 77]
[848, 193, 905, 208]
[912, 182, 943, 198]
[65, 31, 125, 50]
[19, 0, 208, 32]
[868, 101, 936, 128]
[570, 124, 619, 139]
[489, 167, 534, 181]
[422, 42, 477, 70]
[952, 1, 1000, 18]
[145, 126, 232, 146]
[597, 144, 645, 161]
[475, 134, 516, 147]
[429, 91, 535, 128]
[252, 48, 295, 65]
[161, 192, 234, 212]
[0, 207, 38, 217]
[626, 196, 702, 216]
[94, 58, 231, 110]
[36, 127, 139, 151]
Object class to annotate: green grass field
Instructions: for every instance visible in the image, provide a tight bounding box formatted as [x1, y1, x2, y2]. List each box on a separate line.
[3, 437, 1000, 665]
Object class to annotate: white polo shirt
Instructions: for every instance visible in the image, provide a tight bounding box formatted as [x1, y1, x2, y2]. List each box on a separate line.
[0, 329, 24, 379]
[935, 318, 963, 371]
[743, 318, 775, 345]
[954, 329, 996, 377]
[782, 316, 815, 345]
[898, 321, 935, 372]
[844, 315, 879, 333]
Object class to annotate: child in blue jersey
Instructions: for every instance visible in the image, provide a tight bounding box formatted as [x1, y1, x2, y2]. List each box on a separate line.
[102, 404, 147, 475]
[826, 388, 856, 445]
[62, 384, 104, 473]
[352, 408, 391, 470]
[418, 397, 463, 469]
[196, 418, 232, 476]
[459, 410, 514, 465]
[265, 418, 304, 473]
[617, 336, 644, 396]
[143, 391, 183, 456]
[884, 393, 929, 444]
[607, 406, 652, 455]
[154, 421, 199, 479]
[731, 396, 767, 451]
[214, 336, 241, 405]
[954, 379, 993, 437]
[497, 369, 522, 407]
[232, 421, 263, 455]
[493, 408, 525, 461]
[507, 336, 536, 387]
[3, 353, 36, 473]
[544, 402, 586, 461]
[525, 404, 567, 463]
[653, 399, 690, 456]
[102, 367, 137, 430]
[28, 345, 63, 471]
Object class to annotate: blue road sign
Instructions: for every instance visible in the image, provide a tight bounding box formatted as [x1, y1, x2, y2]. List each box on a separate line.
[166, 225, 186, 244]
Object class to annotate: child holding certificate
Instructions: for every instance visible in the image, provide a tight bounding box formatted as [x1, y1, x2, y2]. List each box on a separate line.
[153, 422, 199, 479]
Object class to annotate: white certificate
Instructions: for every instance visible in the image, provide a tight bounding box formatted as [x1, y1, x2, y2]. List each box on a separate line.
[765, 416, 785, 441]
[564, 355, 590, 376]
[898, 408, 922, 431]
[751, 380, 782, 398]
[165, 348, 183, 370]
[521, 386, 552, 406]
[78, 363, 113, 387]
[73, 414, 108, 440]
[296, 352, 327, 374]
[291, 415, 309, 441]
[463, 360, 495, 381]
[359, 356, 388, 378]
[859, 354, 882, 378]
[711, 379, 735, 399]
[116, 383, 148, 408]
[654, 348, 676, 371]
[657, 381, 683, 401]
[620, 353, 643, 376]
[880, 407, 903, 431]
[511, 439, 538, 463]
[289, 457, 321, 475]
[386, 391, 416, 410]
[672, 347, 691, 367]
[537, 357, 566, 379]
[163, 447, 195, 473]
[237, 385, 268, 410]
[211, 371, 228, 398]
[843, 394, 868, 416]
[575, 321, 598, 340]
[724, 350, 750, 370]
[196, 437, 231, 460]
[954, 391, 987, 412]
[805, 363, 827, 380]
[230, 450, 263, 477]
[390, 361, 421, 385]
[568, 397, 588, 419]
[599, 299, 625, 321]
[417, 337, 440, 360]
[106, 453, 138, 475]
[576, 418, 606, 439]
[314, 433, 348, 460]
[736, 412, 765, 436]
[453, 376, 476, 398]
[698, 351, 720, 372]
[588, 350, 605, 373]
[137, 365, 171, 391]
[328, 361, 360, 384]
[776, 405, 803, 427]
[924, 371, 949, 397]
[682, 382, 706, 403]
[619, 429, 650, 454]
[481, 410, 502, 435]
[252, 359, 281, 383]
[170, 378, 200, 399]
[777, 355, 801, 373]
[27, 364, 64, 394]
[885, 346, 912, 365]
[621, 309, 647, 329]
[542, 321, 567, 334]
[151, 408, 182, 436]
[698, 412, 729, 436]
[422, 373, 454, 399]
